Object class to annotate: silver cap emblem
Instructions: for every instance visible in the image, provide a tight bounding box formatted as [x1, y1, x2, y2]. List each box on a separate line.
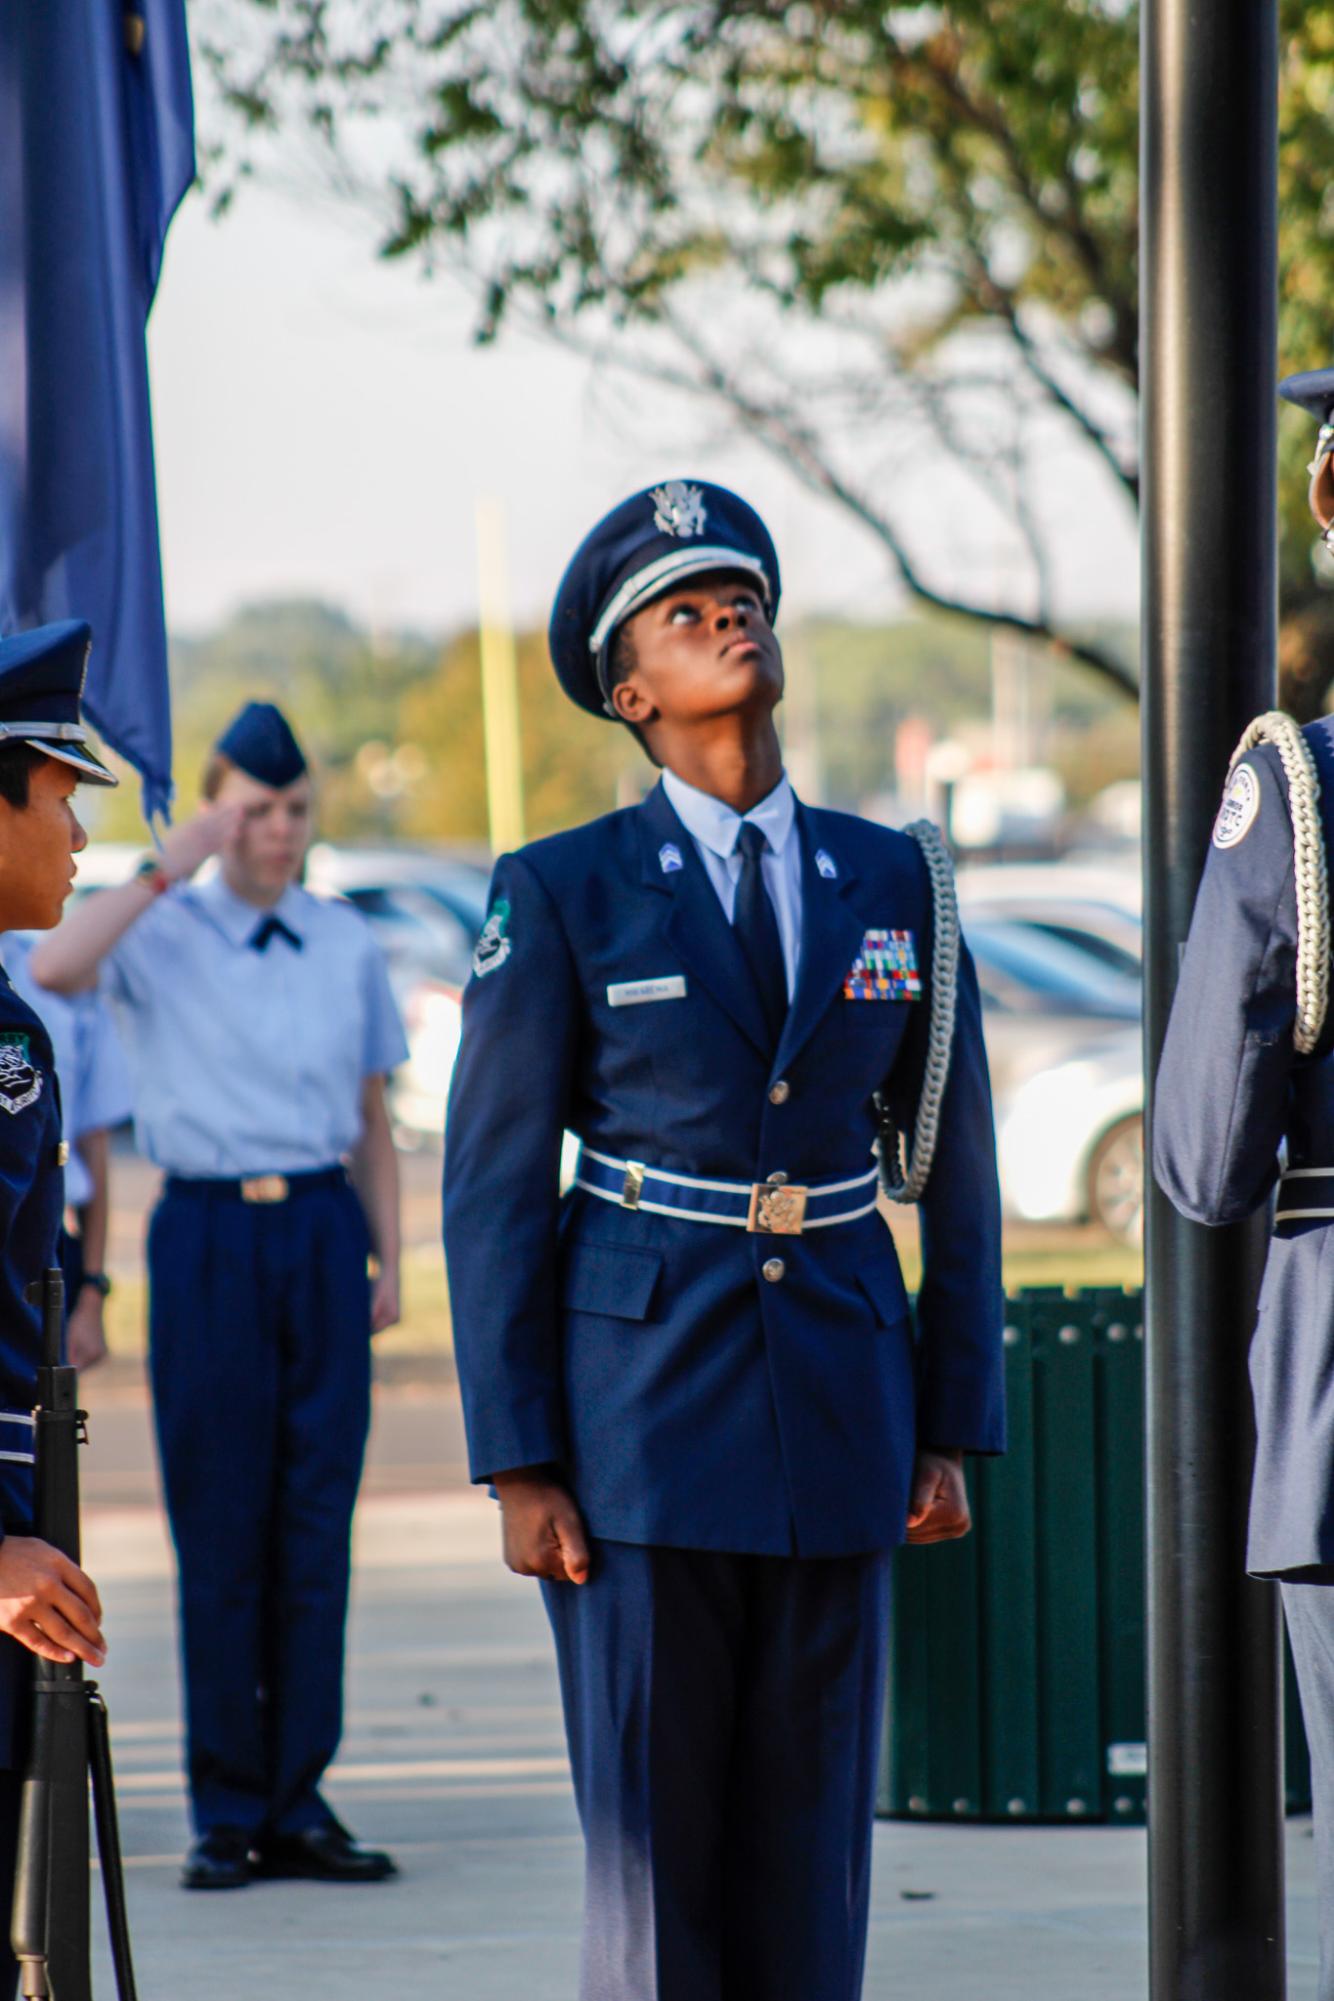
[650, 482, 708, 539]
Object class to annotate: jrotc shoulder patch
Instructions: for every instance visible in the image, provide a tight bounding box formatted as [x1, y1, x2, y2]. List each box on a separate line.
[472, 898, 513, 978]
[843, 929, 922, 1002]
[0, 1033, 42, 1114]
[1213, 762, 1261, 850]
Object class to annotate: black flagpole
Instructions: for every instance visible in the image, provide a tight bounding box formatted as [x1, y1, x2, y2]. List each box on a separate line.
[1141, 1, 1286, 1995]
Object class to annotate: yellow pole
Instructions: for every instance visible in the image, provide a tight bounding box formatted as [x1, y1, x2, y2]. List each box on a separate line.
[476, 498, 525, 854]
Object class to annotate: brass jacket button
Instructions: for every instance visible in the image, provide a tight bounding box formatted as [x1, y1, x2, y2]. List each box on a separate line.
[768, 1080, 790, 1105]
[762, 1257, 786, 1284]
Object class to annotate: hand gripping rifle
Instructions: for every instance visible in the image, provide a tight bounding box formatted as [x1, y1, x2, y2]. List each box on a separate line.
[12, 1270, 137, 2001]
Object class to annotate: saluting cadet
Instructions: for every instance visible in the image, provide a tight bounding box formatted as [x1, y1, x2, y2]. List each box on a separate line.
[1154, 369, 1334, 2001]
[4, 935, 132, 1370]
[32, 701, 407, 1892]
[444, 482, 1006, 2001]
[0, 622, 114, 1997]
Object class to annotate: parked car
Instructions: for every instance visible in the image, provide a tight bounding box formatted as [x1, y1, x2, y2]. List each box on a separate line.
[303, 845, 490, 992]
[966, 918, 1143, 1241]
[958, 862, 1142, 983]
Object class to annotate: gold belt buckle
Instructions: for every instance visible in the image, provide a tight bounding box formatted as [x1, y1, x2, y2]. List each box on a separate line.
[241, 1175, 289, 1205]
[747, 1181, 809, 1235]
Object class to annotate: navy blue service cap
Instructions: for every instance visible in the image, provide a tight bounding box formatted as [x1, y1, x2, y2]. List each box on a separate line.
[215, 702, 308, 788]
[549, 480, 782, 718]
[1280, 368, 1334, 426]
[1280, 368, 1334, 529]
[0, 621, 117, 786]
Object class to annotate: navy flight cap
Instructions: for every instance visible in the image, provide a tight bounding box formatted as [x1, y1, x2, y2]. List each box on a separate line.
[215, 702, 308, 788]
[549, 480, 782, 718]
[0, 621, 116, 786]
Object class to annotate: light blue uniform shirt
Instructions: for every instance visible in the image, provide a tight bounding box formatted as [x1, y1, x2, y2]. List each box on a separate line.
[2, 934, 133, 1209]
[660, 769, 803, 998]
[103, 875, 408, 1179]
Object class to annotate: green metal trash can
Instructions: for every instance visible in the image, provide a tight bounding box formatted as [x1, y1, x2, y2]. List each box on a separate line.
[879, 1286, 1311, 1825]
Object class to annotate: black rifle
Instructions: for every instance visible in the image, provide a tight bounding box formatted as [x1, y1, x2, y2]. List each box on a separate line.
[11, 1269, 137, 2001]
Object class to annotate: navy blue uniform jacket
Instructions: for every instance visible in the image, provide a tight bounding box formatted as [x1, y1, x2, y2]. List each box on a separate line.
[1155, 720, 1334, 1578]
[444, 783, 1006, 1559]
[0, 969, 63, 1763]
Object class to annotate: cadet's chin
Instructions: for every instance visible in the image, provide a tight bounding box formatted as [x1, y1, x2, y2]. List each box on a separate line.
[723, 647, 783, 712]
[23, 889, 67, 933]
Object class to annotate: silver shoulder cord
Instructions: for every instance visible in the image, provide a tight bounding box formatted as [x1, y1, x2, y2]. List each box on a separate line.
[876, 819, 960, 1204]
[1232, 712, 1330, 1056]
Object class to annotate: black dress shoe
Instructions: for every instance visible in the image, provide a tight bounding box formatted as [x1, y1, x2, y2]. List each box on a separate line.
[253, 1825, 398, 1883]
[181, 1830, 252, 1890]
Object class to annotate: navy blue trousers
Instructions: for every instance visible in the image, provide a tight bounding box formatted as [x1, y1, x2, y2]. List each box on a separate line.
[1282, 1580, 1334, 2001]
[147, 1175, 372, 1839]
[543, 1540, 893, 2001]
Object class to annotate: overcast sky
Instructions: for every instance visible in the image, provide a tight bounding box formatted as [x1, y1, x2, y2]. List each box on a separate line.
[147, 185, 1140, 643]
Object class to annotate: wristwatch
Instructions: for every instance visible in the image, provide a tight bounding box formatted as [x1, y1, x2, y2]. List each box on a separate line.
[133, 853, 170, 897]
[79, 1272, 112, 1299]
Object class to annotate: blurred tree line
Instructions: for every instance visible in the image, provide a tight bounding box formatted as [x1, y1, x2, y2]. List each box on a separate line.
[83, 598, 1137, 846]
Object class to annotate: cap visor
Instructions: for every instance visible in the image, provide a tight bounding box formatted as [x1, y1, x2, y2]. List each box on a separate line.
[589, 548, 772, 655]
[26, 740, 119, 787]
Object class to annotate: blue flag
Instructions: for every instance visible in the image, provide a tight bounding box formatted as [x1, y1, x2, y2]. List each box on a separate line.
[0, 4, 194, 820]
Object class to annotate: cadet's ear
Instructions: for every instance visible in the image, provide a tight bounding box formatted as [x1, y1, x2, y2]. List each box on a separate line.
[611, 679, 658, 727]
[1311, 451, 1334, 532]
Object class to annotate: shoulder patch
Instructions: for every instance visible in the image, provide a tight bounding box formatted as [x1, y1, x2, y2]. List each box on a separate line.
[472, 898, 513, 978]
[0, 1034, 42, 1115]
[1213, 762, 1261, 850]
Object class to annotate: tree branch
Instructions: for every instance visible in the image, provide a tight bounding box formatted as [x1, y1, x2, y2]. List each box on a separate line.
[570, 305, 1141, 702]
[898, 36, 1138, 382]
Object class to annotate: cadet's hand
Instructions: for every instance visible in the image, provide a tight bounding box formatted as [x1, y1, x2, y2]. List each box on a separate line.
[493, 1471, 591, 1585]
[0, 1538, 106, 1666]
[370, 1264, 400, 1335]
[905, 1449, 971, 1545]
[66, 1289, 108, 1372]
[158, 804, 244, 885]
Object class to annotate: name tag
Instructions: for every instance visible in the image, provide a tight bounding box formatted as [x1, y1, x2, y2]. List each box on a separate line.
[607, 976, 688, 1008]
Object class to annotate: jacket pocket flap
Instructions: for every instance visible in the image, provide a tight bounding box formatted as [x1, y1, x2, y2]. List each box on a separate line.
[561, 1240, 664, 1322]
[856, 1252, 910, 1330]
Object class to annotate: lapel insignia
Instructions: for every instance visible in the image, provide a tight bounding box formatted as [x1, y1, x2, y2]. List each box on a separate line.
[814, 848, 838, 880]
[0, 1033, 42, 1114]
[658, 842, 685, 874]
[843, 929, 922, 1002]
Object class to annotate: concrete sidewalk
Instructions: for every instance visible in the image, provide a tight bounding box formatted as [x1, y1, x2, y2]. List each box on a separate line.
[78, 1487, 1322, 2001]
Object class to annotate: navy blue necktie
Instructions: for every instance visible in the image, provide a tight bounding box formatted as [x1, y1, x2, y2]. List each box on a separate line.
[250, 915, 302, 953]
[734, 821, 788, 1047]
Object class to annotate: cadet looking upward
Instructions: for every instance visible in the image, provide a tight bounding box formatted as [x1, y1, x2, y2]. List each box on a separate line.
[0, 622, 114, 1999]
[1155, 368, 1334, 2001]
[444, 483, 1006, 2001]
[32, 702, 407, 1893]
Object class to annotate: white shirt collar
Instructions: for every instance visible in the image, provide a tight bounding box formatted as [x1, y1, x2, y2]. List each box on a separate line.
[661, 769, 796, 863]
[195, 871, 306, 948]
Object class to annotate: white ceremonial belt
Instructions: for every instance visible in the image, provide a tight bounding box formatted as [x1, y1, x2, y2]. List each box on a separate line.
[1275, 1165, 1334, 1229]
[574, 1147, 880, 1236]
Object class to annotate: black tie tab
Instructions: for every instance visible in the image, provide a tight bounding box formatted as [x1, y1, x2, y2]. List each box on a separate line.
[250, 915, 302, 953]
[734, 821, 788, 1048]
